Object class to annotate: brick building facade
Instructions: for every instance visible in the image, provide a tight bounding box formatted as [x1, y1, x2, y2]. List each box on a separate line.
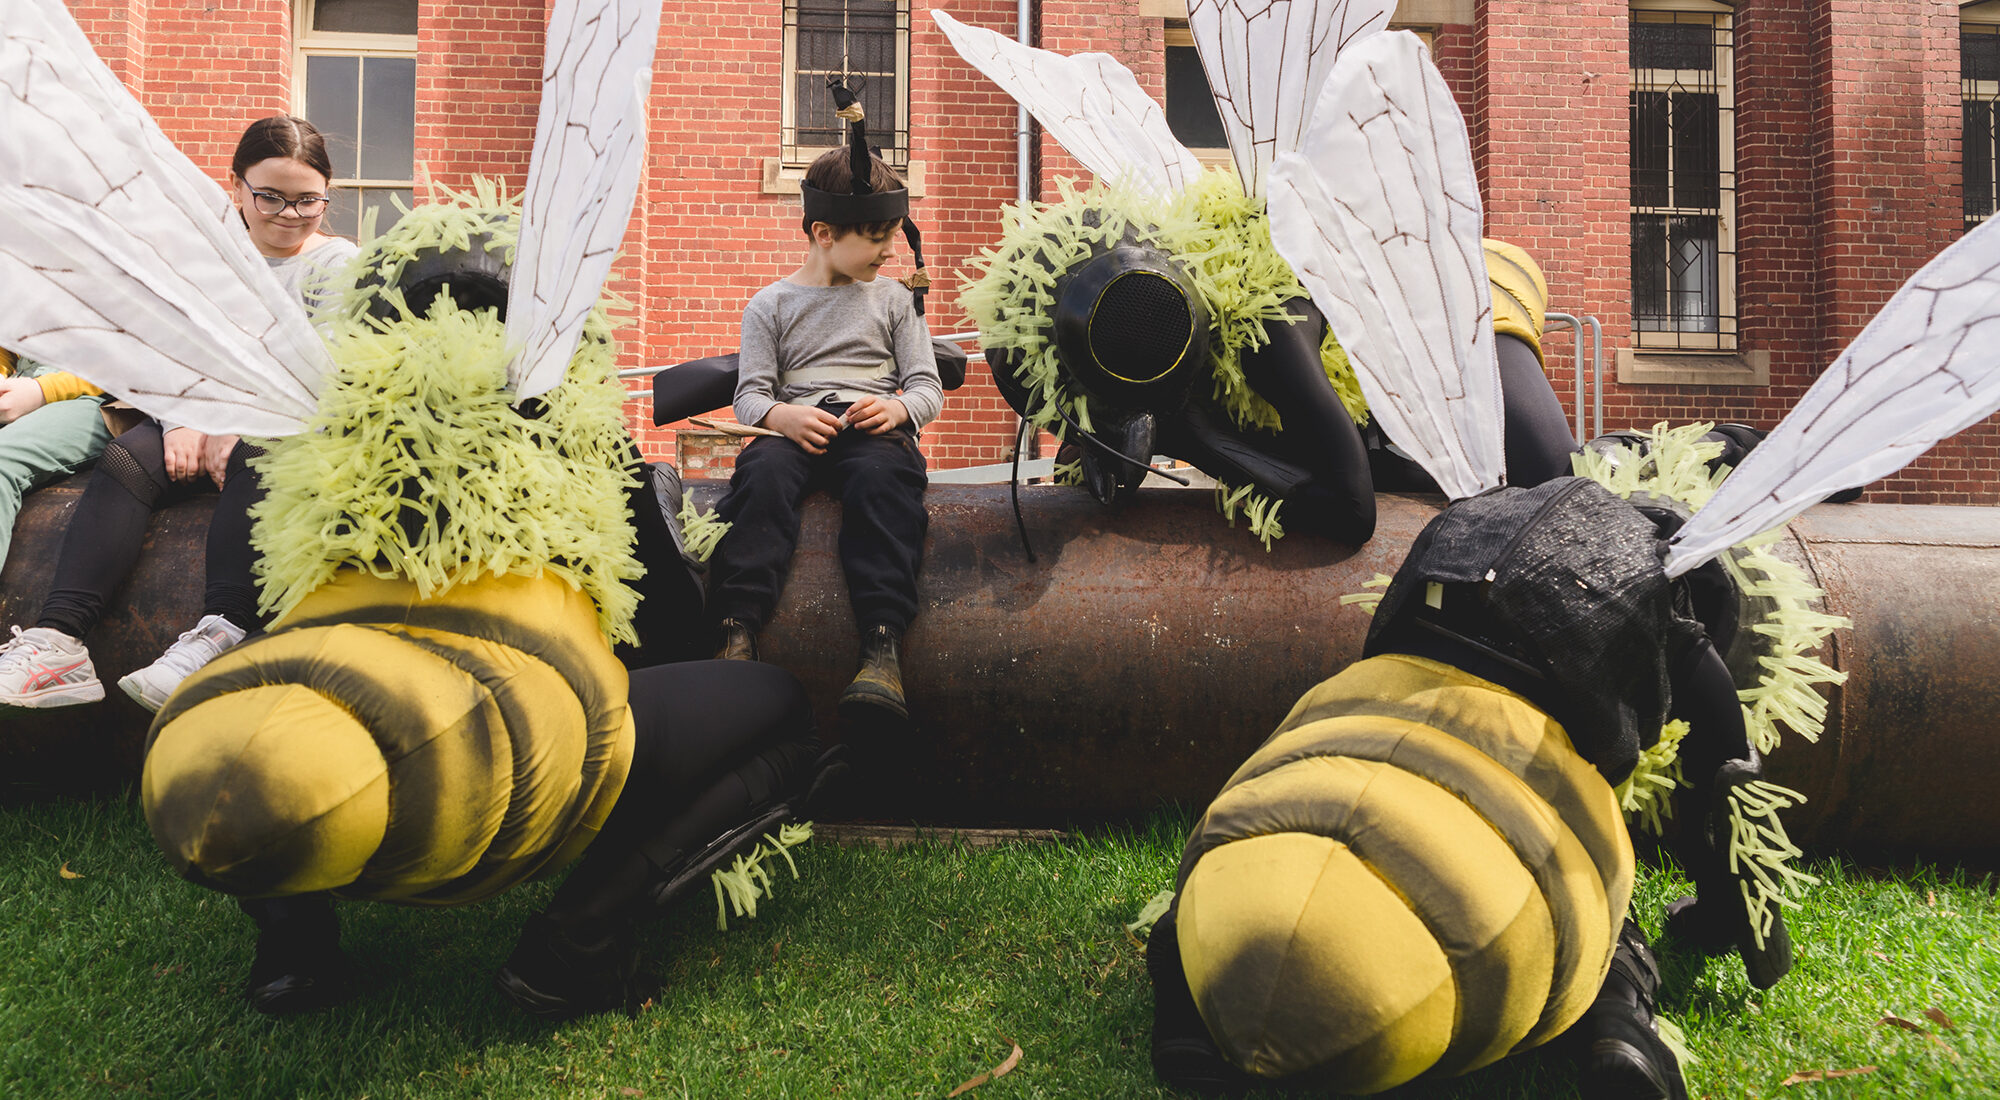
[58, 0, 2000, 503]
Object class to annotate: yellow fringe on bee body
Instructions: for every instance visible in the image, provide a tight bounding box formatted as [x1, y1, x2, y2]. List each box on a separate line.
[1726, 780, 1820, 950]
[1614, 719, 1688, 837]
[678, 492, 729, 562]
[1214, 480, 1285, 551]
[712, 822, 814, 931]
[251, 186, 643, 645]
[960, 171, 1369, 438]
[1127, 887, 1177, 936]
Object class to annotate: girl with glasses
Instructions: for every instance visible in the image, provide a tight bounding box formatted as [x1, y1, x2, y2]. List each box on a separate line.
[0, 115, 358, 713]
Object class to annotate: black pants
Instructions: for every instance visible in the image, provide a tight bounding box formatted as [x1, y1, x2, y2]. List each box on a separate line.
[244, 659, 822, 944]
[38, 421, 264, 640]
[709, 429, 928, 635]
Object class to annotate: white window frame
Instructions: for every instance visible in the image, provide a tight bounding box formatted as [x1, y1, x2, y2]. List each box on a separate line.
[292, 0, 418, 232]
[1629, 1, 1736, 352]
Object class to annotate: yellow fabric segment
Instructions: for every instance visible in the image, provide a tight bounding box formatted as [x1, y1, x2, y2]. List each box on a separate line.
[0, 348, 15, 375]
[143, 684, 388, 896]
[33, 371, 105, 402]
[1179, 832, 1456, 1091]
[1483, 238, 1550, 368]
[1179, 653, 1634, 1086]
[146, 570, 634, 907]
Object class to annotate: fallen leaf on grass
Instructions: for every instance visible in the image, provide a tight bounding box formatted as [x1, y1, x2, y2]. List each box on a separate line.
[619, 1089, 642, 1097]
[1924, 1008, 1957, 1030]
[58, 862, 83, 879]
[1881, 1015, 1929, 1035]
[1781, 1066, 1878, 1086]
[1868, 950, 1889, 961]
[946, 1037, 1022, 1097]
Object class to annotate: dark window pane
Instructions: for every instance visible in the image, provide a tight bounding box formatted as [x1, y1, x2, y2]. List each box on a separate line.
[358, 56, 416, 180]
[1967, 101, 1997, 222]
[1966, 31, 2000, 82]
[312, 0, 417, 36]
[1629, 91, 1670, 207]
[1630, 19, 1713, 71]
[327, 186, 410, 240]
[1670, 90, 1719, 209]
[1633, 213, 1719, 334]
[305, 54, 360, 180]
[1166, 45, 1226, 149]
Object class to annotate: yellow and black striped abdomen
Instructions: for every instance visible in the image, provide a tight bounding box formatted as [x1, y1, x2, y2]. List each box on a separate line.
[1174, 653, 1632, 1091]
[141, 569, 633, 907]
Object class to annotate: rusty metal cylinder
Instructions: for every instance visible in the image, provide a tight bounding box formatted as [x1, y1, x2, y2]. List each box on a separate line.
[3, 475, 1996, 860]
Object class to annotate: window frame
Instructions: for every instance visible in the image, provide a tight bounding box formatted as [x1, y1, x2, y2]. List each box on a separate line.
[1962, 4, 2000, 233]
[779, 0, 912, 170]
[291, 0, 419, 237]
[1628, 1, 1737, 353]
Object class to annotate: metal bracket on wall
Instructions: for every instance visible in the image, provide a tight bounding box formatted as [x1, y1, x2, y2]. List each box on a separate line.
[1543, 311, 1604, 444]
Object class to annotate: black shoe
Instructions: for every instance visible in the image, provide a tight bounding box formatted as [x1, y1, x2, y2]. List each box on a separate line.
[243, 896, 349, 1016]
[1576, 921, 1688, 1100]
[838, 625, 907, 721]
[494, 913, 638, 1021]
[715, 618, 758, 662]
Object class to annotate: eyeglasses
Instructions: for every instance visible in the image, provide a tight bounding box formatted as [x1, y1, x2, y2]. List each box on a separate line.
[245, 186, 330, 218]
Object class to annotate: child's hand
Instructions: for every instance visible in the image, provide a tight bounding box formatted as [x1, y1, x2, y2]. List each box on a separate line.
[761, 403, 844, 455]
[845, 395, 909, 435]
[163, 426, 208, 482]
[0, 377, 47, 424]
[202, 433, 242, 490]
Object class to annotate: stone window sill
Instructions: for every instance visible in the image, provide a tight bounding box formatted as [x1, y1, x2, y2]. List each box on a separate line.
[1616, 348, 1770, 386]
[762, 157, 928, 199]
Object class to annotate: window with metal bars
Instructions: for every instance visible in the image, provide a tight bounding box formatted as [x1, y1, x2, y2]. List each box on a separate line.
[782, 0, 910, 168]
[1629, 6, 1735, 350]
[1964, 22, 2000, 232]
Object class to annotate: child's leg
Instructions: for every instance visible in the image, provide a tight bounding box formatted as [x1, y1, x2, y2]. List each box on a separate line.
[708, 436, 819, 632]
[36, 421, 196, 639]
[825, 430, 928, 634]
[0, 394, 112, 573]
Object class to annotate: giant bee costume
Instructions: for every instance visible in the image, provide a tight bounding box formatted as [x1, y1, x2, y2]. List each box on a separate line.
[1, 0, 833, 1018]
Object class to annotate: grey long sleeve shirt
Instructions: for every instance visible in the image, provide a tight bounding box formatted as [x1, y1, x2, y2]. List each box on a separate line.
[732, 277, 942, 431]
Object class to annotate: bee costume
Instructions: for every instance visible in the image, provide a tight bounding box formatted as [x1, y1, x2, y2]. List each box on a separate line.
[1127, 23, 2000, 1099]
[1, 0, 837, 1018]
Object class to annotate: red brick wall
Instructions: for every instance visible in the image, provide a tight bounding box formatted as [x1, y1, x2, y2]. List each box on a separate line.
[56, 0, 2000, 500]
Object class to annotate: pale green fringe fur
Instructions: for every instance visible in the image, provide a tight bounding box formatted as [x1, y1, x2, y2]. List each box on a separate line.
[712, 822, 813, 931]
[1615, 719, 1688, 836]
[251, 182, 644, 644]
[961, 171, 1369, 439]
[1127, 887, 1177, 936]
[1214, 481, 1285, 551]
[679, 492, 729, 562]
[1577, 423, 1840, 931]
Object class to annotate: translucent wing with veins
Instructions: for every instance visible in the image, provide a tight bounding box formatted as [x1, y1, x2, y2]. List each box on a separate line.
[506, 0, 664, 401]
[933, 9, 1201, 197]
[1664, 216, 2000, 576]
[1188, 0, 1393, 197]
[1266, 30, 1502, 499]
[0, 0, 327, 437]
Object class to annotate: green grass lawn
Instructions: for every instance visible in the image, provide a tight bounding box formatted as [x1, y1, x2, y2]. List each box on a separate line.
[2, 798, 1994, 1099]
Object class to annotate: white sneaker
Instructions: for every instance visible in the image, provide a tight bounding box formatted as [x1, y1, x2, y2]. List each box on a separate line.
[117, 614, 248, 713]
[0, 626, 103, 711]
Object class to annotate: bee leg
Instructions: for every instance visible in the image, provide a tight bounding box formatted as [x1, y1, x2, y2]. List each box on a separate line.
[1145, 905, 1254, 1095]
[494, 912, 640, 1022]
[1574, 920, 1689, 1100]
[240, 893, 348, 1016]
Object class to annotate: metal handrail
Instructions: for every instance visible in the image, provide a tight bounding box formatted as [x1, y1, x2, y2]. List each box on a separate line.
[1542, 311, 1604, 444]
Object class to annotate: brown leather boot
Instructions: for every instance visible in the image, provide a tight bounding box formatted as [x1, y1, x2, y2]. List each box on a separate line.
[838, 625, 907, 720]
[714, 618, 758, 661]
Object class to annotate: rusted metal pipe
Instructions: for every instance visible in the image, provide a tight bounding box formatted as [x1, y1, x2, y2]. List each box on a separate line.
[3, 476, 1996, 860]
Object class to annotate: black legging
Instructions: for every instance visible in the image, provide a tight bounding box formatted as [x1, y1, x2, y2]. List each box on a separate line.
[37, 420, 264, 639]
[1498, 333, 1581, 487]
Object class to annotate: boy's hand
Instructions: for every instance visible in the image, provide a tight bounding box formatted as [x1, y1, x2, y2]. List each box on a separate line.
[761, 403, 844, 455]
[0, 377, 47, 424]
[845, 395, 909, 435]
[163, 426, 209, 482]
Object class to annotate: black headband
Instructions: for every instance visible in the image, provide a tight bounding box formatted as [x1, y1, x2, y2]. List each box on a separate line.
[801, 182, 909, 231]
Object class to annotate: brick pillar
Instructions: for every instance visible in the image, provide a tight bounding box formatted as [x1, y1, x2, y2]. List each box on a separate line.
[1732, 0, 1822, 408]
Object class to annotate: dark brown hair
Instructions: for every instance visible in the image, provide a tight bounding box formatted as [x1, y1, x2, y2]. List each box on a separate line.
[231, 114, 334, 183]
[803, 147, 904, 239]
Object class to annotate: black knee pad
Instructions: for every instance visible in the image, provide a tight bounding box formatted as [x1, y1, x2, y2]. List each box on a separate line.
[98, 439, 168, 508]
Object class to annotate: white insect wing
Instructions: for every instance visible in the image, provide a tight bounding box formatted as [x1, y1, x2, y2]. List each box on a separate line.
[0, 0, 326, 437]
[1266, 30, 1502, 499]
[1665, 215, 2000, 576]
[932, 9, 1200, 196]
[506, 0, 664, 401]
[1187, 0, 1393, 197]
